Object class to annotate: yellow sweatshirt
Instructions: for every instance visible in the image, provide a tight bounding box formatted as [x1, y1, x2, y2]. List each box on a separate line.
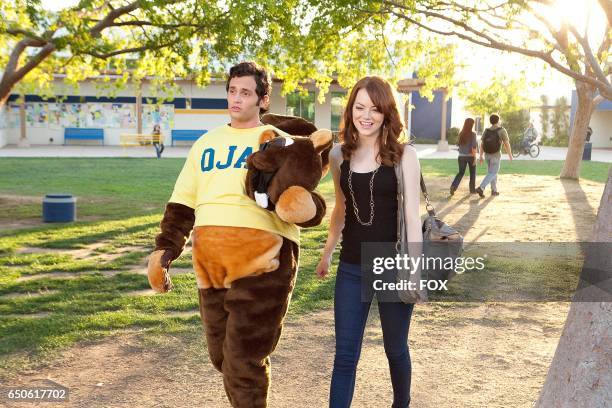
[169, 124, 300, 244]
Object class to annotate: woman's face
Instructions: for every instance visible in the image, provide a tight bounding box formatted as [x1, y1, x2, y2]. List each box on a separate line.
[352, 88, 384, 140]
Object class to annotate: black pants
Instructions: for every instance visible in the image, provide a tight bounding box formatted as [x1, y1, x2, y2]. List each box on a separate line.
[451, 156, 476, 192]
[153, 142, 164, 158]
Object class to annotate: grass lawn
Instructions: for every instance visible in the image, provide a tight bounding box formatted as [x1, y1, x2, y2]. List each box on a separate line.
[419, 159, 610, 183]
[0, 157, 608, 373]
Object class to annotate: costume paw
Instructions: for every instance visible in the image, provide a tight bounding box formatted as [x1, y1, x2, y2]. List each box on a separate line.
[275, 186, 316, 224]
[147, 249, 174, 293]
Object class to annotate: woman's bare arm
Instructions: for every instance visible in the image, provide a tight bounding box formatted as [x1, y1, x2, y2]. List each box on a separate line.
[320, 144, 346, 261]
[401, 144, 426, 301]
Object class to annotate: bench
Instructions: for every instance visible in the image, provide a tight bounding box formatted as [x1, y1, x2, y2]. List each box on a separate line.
[120, 133, 164, 158]
[119, 133, 162, 146]
[171, 129, 207, 146]
[64, 128, 105, 145]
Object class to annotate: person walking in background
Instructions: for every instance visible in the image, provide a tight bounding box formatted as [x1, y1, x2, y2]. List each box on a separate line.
[476, 114, 512, 197]
[450, 118, 478, 196]
[152, 124, 165, 158]
[586, 126, 593, 142]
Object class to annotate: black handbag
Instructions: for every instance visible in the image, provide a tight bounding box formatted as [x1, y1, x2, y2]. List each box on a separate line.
[394, 162, 464, 303]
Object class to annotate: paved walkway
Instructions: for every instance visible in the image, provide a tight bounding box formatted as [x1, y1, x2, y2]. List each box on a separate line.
[1, 143, 611, 162]
[0, 144, 191, 158]
[414, 145, 612, 162]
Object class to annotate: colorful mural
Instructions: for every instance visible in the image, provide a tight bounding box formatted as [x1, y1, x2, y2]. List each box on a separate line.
[10, 102, 147, 129]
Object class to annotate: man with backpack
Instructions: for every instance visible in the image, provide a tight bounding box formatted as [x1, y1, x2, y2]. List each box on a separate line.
[476, 114, 512, 197]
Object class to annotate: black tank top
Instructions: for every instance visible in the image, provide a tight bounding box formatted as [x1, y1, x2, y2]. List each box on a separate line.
[339, 160, 398, 264]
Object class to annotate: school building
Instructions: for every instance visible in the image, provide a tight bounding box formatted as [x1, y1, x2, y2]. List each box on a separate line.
[0, 75, 454, 149]
[570, 91, 612, 148]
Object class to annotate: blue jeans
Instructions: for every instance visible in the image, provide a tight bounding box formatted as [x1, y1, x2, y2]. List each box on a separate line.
[479, 155, 501, 192]
[330, 261, 415, 408]
[451, 156, 477, 192]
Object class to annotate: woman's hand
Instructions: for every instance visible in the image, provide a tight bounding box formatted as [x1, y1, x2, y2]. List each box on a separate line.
[315, 253, 332, 279]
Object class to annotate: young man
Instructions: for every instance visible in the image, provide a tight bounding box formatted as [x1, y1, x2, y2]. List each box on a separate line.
[521, 122, 538, 153]
[151, 62, 325, 407]
[476, 114, 513, 197]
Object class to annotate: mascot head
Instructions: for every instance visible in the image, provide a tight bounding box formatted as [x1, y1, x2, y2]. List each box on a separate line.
[246, 114, 333, 224]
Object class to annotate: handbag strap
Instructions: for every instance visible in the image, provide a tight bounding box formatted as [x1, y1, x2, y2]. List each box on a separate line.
[400, 141, 435, 216]
[420, 173, 436, 216]
[395, 162, 436, 220]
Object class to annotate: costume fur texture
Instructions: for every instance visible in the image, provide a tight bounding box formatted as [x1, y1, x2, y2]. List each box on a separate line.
[149, 114, 332, 291]
[147, 114, 331, 407]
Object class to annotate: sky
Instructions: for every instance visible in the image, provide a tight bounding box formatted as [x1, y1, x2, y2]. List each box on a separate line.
[41, 0, 603, 102]
[42, 0, 78, 11]
[455, 42, 575, 102]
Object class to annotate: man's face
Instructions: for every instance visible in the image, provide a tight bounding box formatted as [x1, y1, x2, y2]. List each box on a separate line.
[227, 76, 268, 124]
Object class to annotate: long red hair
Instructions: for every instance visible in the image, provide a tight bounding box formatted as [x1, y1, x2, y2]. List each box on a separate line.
[339, 76, 406, 166]
[458, 118, 475, 145]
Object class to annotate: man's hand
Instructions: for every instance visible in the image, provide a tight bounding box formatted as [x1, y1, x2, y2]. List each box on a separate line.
[147, 249, 175, 293]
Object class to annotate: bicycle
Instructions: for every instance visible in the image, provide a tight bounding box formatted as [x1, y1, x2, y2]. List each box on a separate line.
[512, 141, 540, 158]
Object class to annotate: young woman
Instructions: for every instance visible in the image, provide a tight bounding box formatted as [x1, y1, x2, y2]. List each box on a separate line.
[450, 118, 478, 195]
[151, 123, 165, 157]
[315, 76, 422, 408]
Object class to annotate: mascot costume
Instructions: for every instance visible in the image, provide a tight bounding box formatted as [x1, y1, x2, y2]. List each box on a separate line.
[147, 113, 332, 407]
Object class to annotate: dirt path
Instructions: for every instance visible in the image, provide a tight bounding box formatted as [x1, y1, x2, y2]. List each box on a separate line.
[3, 302, 568, 408]
[324, 174, 604, 243]
[1, 174, 606, 407]
[425, 174, 603, 243]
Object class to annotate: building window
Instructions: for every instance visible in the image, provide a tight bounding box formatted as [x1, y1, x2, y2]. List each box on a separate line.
[330, 92, 346, 132]
[286, 91, 315, 123]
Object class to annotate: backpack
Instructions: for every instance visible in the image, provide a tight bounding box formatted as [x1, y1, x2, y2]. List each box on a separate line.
[482, 127, 502, 154]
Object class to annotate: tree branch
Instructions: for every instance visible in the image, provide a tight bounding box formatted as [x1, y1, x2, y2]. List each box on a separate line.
[599, 0, 612, 27]
[474, 13, 510, 31]
[390, 10, 492, 47]
[430, 0, 509, 14]
[89, 1, 141, 37]
[83, 42, 175, 59]
[525, 5, 583, 72]
[0, 0, 190, 103]
[596, 22, 611, 64]
[381, 0, 612, 97]
[568, 25, 611, 87]
[6, 43, 57, 88]
[1, 40, 29, 85]
[83, 16, 205, 30]
[4, 28, 48, 45]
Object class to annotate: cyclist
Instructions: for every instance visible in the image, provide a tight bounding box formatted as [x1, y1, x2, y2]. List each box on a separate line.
[521, 122, 538, 154]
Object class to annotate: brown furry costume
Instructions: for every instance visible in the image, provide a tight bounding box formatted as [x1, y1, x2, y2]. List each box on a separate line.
[147, 114, 332, 407]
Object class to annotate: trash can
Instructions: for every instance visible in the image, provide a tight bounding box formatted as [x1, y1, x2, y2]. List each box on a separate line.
[42, 194, 77, 222]
[582, 142, 592, 161]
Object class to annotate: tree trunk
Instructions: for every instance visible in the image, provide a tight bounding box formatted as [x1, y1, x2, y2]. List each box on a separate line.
[560, 82, 597, 179]
[535, 168, 612, 407]
[0, 94, 8, 111]
[0, 80, 16, 109]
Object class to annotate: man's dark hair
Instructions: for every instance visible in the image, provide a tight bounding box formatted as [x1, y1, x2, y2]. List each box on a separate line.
[226, 62, 271, 113]
[490, 114, 500, 125]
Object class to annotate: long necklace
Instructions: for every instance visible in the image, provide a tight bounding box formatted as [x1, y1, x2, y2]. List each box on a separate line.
[348, 165, 380, 226]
